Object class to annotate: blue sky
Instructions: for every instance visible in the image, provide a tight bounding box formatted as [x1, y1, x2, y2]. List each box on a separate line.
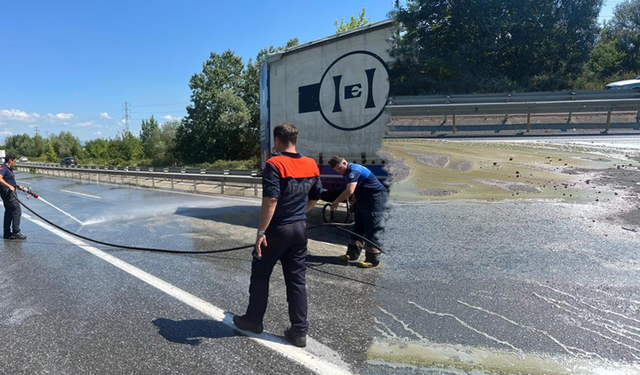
[0, 0, 623, 143]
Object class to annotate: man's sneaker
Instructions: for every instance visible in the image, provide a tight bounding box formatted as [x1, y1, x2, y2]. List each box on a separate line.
[358, 252, 380, 268]
[9, 233, 26, 241]
[3, 233, 11, 240]
[338, 243, 362, 262]
[232, 314, 263, 334]
[284, 328, 306, 348]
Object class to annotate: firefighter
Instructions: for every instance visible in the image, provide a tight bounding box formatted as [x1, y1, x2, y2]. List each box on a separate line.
[0, 154, 27, 240]
[329, 156, 387, 268]
[234, 123, 322, 348]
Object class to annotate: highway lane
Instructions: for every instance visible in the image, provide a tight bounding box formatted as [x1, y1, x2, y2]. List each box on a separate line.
[6, 168, 640, 374]
[1, 173, 378, 374]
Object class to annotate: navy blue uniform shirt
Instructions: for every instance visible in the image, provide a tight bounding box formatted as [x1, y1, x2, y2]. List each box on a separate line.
[0, 163, 17, 188]
[344, 163, 386, 199]
[262, 152, 322, 227]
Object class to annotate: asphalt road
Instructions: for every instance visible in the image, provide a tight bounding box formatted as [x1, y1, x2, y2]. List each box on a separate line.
[3, 170, 640, 374]
[0, 173, 377, 375]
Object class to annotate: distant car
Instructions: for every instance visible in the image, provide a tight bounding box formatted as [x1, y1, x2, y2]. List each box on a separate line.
[60, 157, 77, 166]
[18, 156, 28, 162]
[604, 75, 640, 90]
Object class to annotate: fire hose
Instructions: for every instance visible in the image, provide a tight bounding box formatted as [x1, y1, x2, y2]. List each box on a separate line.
[13, 189, 383, 255]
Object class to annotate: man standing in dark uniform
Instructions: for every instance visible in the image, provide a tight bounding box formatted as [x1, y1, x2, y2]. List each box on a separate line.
[329, 156, 387, 268]
[0, 154, 27, 240]
[234, 123, 322, 348]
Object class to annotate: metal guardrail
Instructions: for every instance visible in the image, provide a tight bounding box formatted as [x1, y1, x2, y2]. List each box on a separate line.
[388, 89, 640, 105]
[17, 163, 262, 196]
[386, 89, 640, 133]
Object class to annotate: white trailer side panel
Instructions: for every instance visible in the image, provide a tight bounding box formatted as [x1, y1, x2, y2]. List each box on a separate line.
[267, 22, 393, 164]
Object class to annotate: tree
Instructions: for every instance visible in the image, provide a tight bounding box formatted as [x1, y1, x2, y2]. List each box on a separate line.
[85, 138, 109, 162]
[335, 7, 372, 33]
[49, 131, 84, 158]
[242, 38, 299, 159]
[45, 144, 58, 163]
[160, 120, 179, 166]
[390, 0, 603, 94]
[578, 0, 640, 88]
[5, 134, 35, 156]
[140, 115, 166, 164]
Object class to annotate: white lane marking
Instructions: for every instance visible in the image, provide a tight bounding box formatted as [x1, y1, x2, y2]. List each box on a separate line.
[21, 213, 352, 375]
[38, 197, 85, 226]
[61, 189, 101, 200]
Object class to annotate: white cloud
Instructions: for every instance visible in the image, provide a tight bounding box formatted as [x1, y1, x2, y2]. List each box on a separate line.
[94, 131, 102, 136]
[0, 109, 39, 120]
[99, 112, 112, 119]
[0, 128, 12, 136]
[76, 121, 94, 127]
[55, 113, 74, 120]
[163, 115, 183, 121]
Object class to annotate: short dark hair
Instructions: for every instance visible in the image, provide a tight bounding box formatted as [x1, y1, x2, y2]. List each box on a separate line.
[328, 156, 345, 168]
[273, 123, 298, 145]
[5, 154, 16, 162]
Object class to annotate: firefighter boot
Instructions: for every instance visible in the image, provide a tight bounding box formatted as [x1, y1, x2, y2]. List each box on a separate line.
[338, 243, 362, 262]
[359, 252, 381, 268]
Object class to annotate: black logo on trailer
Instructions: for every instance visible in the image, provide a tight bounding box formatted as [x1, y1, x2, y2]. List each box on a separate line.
[298, 51, 390, 131]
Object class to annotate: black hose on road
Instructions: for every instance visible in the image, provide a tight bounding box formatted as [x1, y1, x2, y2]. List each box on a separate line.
[14, 191, 383, 255]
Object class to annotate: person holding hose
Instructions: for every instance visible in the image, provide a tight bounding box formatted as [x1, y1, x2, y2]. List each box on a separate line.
[234, 123, 322, 348]
[0, 154, 27, 240]
[329, 156, 387, 268]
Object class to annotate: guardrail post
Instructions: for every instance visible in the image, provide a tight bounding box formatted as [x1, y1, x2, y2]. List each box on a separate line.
[605, 110, 612, 132]
[193, 181, 197, 193]
[221, 179, 225, 194]
[97, 173, 100, 184]
[452, 115, 456, 133]
[254, 183, 258, 197]
[152, 177, 155, 188]
[171, 177, 174, 189]
[636, 110, 640, 123]
[567, 112, 572, 123]
[526, 112, 531, 133]
[121, 175, 124, 184]
[135, 176, 139, 186]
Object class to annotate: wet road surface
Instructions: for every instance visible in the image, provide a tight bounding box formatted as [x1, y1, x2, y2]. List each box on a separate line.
[3, 172, 640, 374]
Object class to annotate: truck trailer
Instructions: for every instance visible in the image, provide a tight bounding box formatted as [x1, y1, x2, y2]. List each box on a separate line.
[260, 19, 393, 201]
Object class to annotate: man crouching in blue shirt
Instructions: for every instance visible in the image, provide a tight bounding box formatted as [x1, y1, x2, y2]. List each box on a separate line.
[329, 156, 387, 268]
[0, 154, 27, 240]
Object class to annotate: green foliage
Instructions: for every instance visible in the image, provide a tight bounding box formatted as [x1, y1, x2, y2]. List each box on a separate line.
[140, 115, 169, 165]
[576, 0, 640, 89]
[85, 138, 109, 161]
[45, 144, 58, 162]
[177, 39, 298, 165]
[160, 120, 179, 166]
[5, 134, 36, 157]
[193, 157, 260, 170]
[49, 131, 84, 158]
[335, 7, 372, 33]
[390, 0, 603, 94]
